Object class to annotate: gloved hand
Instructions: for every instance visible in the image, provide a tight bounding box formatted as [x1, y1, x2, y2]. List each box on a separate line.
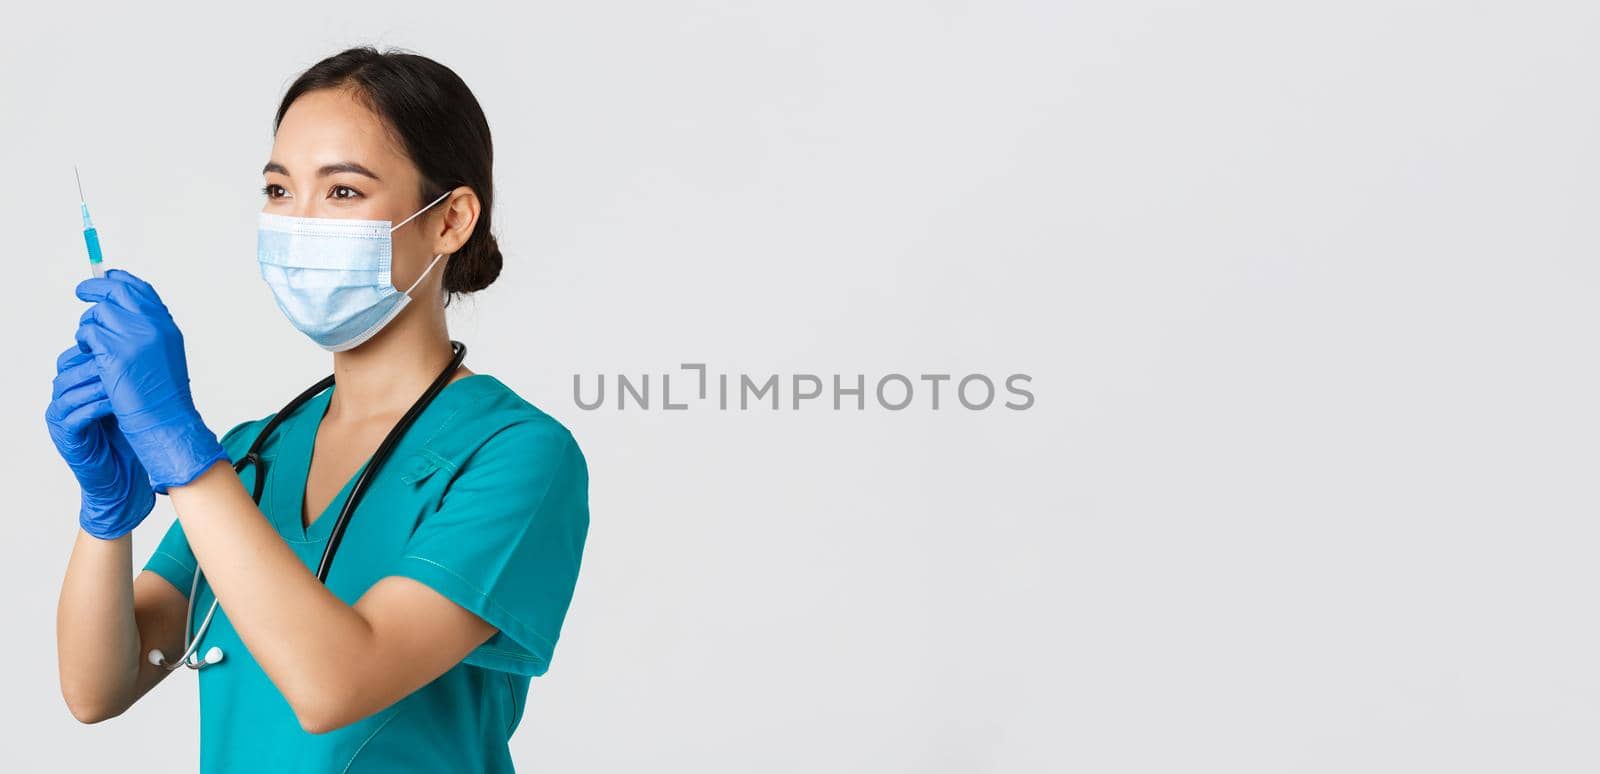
[75, 269, 227, 494]
[45, 345, 157, 539]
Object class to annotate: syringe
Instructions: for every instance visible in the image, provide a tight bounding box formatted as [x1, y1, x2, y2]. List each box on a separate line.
[75, 167, 106, 278]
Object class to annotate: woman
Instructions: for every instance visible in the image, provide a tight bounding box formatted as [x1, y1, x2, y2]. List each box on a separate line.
[45, 47, 589, 772]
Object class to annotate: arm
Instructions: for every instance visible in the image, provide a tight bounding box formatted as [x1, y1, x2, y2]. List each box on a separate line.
[167, 462, 495, 733]
[46, 340, 184, 722]
[56, 531, 189, 723]
[72, 269, 499, 733]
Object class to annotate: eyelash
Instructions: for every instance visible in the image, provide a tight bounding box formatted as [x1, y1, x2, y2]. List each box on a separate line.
[260, 184, 363, 201]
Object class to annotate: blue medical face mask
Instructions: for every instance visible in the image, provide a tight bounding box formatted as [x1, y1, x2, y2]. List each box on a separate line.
[257, 190, 452, 352]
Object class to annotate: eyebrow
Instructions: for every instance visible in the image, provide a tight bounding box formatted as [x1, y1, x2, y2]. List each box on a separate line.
[261, 161, 382, 181]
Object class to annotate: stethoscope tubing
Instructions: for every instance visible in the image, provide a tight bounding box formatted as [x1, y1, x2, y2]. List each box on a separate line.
[162, 341, 467, 671]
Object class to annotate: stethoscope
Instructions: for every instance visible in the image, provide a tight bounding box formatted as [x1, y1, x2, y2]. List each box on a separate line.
[147, 340, 468, 671]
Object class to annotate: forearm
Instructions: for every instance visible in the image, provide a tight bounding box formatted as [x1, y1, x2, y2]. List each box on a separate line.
[167, 461, 377, 723]
[56, 530, 139, 721]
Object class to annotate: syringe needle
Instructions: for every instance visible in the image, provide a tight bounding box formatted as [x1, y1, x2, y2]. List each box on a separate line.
[75, 166, 104, 276]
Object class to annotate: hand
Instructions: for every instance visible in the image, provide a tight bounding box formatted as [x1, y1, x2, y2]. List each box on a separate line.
[45, 345, 157, 538]
[75, 269, 227, 494]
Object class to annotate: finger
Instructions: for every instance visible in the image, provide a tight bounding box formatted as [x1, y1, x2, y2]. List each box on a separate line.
[74, 318, 111, 357]
[74, 275, 143, 313]
[56, 344, 90, 372]
[73, 275, 120, 303]
[77, 268, 162, 311]
[55, 395, 114, 437]
[46, 381, 112, 430]
[104, 268, 162, 306]
[76, 303, 125, 331]
[52, 378, 109, 416]
[52, 357, 101, 399]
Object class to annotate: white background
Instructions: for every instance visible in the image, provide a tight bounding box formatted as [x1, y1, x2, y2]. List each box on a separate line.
[3, 1, 1598, 771]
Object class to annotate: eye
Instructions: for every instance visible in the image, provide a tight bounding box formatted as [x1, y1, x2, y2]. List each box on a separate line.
[330, 185, 363, 200]
[261, 183, 290, 200]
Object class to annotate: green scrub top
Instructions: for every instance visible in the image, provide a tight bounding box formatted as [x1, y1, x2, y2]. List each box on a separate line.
[142, 374, 590, 773]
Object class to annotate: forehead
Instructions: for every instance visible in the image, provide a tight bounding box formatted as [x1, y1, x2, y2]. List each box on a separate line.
[270, 88, 410, 173]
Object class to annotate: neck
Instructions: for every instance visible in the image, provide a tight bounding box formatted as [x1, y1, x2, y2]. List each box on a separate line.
[327, 301, 456, 423]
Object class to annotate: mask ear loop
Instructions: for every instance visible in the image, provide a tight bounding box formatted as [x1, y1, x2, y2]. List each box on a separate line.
[390, 189, 454, 296]
[403, 254, 447, 296]
[390, 189, 455, 234]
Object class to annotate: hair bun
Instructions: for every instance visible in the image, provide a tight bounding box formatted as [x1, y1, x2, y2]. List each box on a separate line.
[445, 233, 502, 295]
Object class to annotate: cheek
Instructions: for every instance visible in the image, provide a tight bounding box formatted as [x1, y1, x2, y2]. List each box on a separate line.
[387, 234, 445, 292]
[390, 226, 432, 261]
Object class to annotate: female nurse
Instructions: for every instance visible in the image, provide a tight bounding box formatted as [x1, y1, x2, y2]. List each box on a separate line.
[45, 47, 589, 772]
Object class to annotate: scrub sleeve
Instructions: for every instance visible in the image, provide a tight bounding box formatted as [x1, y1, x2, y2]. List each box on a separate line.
[143, 413, 589, 678]
[387, 420, 589, 676]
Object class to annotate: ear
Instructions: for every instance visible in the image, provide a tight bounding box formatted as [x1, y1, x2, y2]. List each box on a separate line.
[428, 187, 481, 256]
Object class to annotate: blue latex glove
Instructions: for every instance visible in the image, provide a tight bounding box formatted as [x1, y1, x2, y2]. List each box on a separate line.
[74, 269, 227, 494]
[45, 345, 157, 538]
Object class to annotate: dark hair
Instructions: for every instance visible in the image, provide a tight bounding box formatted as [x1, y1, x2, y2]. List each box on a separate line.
[274, 47, 501, 299]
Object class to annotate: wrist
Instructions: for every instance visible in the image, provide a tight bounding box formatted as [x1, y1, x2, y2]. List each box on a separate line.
[77, 525, 135, 544]
[125, 417, 227, 494]
[166, 457, 231, 496]
[78, 471, 155, 540]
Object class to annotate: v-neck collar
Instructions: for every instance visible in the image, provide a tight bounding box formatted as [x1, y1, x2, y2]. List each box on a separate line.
[273, 387, 355, 544]
[268, 373, 499, 545]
